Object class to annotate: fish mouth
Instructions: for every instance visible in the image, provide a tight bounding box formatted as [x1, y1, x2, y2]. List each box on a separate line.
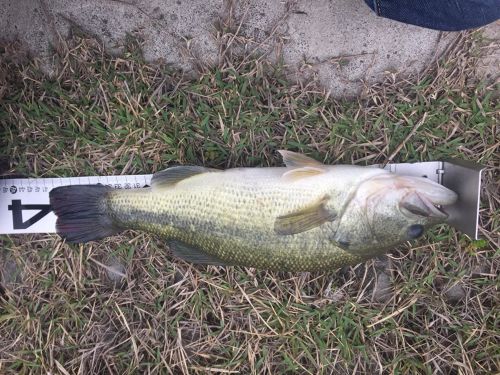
[400, 192, 449, 220]
[397, 177, 458, 220]
[397, 176, 457, 202]
[422, 197, 449, 220]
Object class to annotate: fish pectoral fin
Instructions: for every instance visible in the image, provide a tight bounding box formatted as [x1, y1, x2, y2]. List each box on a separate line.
[169, 240, 227, 266]
[274, 195, 336, 235]
[151, 166, 216, 189]
[278, 150, 323, 168]
[282, 166, 325, 181]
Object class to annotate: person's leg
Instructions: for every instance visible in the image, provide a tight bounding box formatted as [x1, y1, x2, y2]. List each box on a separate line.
[364, 0, 500, 31]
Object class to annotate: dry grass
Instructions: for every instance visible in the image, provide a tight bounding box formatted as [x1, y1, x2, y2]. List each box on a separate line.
[0, 21, 499, 375]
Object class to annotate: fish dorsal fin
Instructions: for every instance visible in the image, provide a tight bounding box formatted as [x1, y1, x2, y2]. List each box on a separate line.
[274, 195, 336, 235]
[278, 150, 323, 168]
[169, 240, 227, 266]
[282, 166, 325, 181]
[151, 166, 215, 189]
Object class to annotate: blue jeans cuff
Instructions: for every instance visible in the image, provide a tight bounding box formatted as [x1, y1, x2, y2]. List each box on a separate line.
[364, 0, 500, 31]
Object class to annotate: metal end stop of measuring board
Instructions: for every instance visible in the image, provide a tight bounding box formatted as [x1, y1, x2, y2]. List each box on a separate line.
[379, 159, 485, 240]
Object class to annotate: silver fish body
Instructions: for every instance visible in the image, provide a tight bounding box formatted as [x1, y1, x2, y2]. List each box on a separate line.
[50, 151, 458, 271]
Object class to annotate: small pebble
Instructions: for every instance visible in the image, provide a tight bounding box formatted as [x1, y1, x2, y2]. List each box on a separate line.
[444, 283, 466, 303]
[105, 257, 127, 286]
[373, 271, 392, 303]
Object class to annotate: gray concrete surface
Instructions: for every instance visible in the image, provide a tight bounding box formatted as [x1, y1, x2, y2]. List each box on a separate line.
[239, 0, 443, 96]
[0, 0, 496, 96]
[477, 21, 500, 81]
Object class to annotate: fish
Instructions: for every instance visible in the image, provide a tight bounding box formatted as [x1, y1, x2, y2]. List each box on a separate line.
[49, 151, 458, 272]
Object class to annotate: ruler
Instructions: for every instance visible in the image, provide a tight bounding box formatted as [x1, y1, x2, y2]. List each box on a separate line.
[0, 175, 152, 234]
[0, 160, 484, 239]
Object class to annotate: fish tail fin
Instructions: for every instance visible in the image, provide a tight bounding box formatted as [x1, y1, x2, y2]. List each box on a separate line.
[49, 184, 121, 243]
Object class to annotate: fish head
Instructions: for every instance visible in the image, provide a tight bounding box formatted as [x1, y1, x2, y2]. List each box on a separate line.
[333, 174, 458, 257]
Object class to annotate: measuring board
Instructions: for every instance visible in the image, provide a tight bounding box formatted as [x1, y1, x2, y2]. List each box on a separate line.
[0, 160, 484, 239]
[0, 175, 151, 234]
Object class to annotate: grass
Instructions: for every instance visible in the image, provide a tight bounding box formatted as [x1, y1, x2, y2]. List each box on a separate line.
[0, 24, 499, 374]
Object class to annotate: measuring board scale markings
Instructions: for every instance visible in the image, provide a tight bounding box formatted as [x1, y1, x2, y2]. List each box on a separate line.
[0, 175, 152, 234]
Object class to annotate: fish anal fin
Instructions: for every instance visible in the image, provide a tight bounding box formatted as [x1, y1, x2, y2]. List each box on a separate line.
[282, 166, 325, 181]
[274, 195, 336, 235]
[151, 166, 216, 189]
[278, 150, 323, 168]
[169, 240, 227, 266]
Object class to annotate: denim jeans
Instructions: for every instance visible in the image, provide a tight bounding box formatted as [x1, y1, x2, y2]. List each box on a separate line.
[364, 0, 500, 31]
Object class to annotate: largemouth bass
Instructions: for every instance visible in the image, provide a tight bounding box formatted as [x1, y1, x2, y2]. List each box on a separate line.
[49, 151, 457, 272]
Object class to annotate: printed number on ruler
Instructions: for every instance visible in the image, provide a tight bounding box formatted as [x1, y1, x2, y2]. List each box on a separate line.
[0, 175, 152, 235]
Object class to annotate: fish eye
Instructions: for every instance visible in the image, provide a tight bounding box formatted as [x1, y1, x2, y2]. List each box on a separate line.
[407, 224, 424, 239]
